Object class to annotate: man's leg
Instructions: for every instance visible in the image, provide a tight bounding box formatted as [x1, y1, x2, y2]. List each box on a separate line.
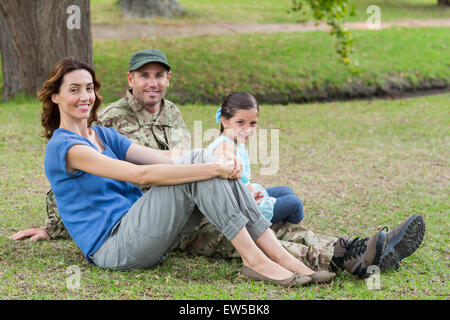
[274, 223, 338, 271]
[178, 218, 240, 258]
[45, 190, 70, 239]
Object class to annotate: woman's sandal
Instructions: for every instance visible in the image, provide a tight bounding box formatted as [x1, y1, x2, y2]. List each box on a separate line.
[307, 270, 336, 284]
[241, 265, 312, 288]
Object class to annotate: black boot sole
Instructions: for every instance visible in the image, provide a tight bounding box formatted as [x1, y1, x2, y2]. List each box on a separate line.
[359, 229, 388, 278]
[379, 214, 426, 271]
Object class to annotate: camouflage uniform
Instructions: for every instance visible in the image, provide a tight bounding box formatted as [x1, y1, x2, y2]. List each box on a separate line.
[43, 90, 337, 271]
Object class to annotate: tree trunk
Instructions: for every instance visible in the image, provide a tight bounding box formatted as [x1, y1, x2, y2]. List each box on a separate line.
[0, 0, 92, 102]
[119, 0, 184, 18]
[438, 0, 450, 6]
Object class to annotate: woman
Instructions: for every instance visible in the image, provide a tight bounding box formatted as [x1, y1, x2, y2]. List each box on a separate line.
[38, 57, 335, 287]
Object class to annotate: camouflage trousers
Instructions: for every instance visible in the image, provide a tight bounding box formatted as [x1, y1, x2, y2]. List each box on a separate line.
[46, 190, 337, 271]
[178, 218, 338, 271]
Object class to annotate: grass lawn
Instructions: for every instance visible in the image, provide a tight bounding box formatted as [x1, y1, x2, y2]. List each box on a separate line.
[91, 0, 450, 24]
[1, 23, 449, 105]
[92, 27, 450, 104]
[0, 93, 448, 299]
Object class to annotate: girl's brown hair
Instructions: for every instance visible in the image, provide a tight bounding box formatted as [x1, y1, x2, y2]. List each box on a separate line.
[38, 57, 102, 139]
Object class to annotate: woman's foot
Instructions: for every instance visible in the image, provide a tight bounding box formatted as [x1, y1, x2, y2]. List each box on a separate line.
[242, 258, 294, 281]
[269, 250, 316, 276]
[241, 265, 312, 287]
[308, 270, 336, 284]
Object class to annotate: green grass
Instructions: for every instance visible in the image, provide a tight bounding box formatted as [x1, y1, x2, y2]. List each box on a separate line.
[91, 0, 450, 24]
[0, 93, 449, 299]
[92, 27, 450, 104]
[2, 12, 449, 105]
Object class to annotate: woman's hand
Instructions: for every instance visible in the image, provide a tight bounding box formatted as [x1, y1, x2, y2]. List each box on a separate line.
[213, 149, 242, 180]
[215, 154, 238, 179]
[228, 157, 242, 180]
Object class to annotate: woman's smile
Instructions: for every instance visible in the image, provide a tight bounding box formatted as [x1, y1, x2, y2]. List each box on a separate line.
[75, 103, 91, 111]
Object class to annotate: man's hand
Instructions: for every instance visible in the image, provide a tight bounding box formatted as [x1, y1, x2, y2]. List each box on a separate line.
[9, 228, 50, 242]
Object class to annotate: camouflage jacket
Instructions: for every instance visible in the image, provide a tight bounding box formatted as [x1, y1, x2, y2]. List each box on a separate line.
[44, 90, 189, 239]
[97, 90, 190, 150]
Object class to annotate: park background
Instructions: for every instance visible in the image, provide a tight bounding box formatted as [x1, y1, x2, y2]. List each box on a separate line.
[0, 0, 448, 299]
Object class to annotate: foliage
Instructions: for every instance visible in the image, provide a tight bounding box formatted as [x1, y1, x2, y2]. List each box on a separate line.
[291, 0, 358, 69]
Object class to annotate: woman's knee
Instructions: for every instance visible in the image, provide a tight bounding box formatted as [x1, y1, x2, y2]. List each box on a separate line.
[177, 148, 217, 165]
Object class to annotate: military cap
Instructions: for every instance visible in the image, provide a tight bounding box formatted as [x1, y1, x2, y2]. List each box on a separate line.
[129, 49, 171, 72]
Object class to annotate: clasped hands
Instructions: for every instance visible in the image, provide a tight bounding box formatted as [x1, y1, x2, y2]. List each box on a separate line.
[215, 152, 242, 180]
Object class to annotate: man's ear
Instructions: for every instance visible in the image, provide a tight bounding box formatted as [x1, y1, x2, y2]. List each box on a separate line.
[166, 71, 171, 87]
[126, 72, 134, 88]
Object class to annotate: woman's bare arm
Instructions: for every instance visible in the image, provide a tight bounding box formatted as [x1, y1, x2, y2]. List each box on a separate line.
[66, 144, 234, 186]
[124, 143, 190, 165]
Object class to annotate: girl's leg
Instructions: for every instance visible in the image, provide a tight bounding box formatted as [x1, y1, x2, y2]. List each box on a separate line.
[266, 186, 295, 198]
[271, 195, 304, 224]
[266, 186, 304, 224]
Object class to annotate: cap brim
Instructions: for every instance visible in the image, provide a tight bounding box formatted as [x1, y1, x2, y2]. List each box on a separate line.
[130, 59, 171, 72]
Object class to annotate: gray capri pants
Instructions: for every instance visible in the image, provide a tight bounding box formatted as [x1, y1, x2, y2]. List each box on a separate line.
[91, 149, 271, 270]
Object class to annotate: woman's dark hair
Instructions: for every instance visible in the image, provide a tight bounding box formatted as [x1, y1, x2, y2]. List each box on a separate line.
[38, 57, 102, 140]
[219, 92, 259, 133]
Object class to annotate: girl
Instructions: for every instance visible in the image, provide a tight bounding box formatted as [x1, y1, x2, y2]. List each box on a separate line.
[37, 57, 335, 287]
[209, 92, 305, 226]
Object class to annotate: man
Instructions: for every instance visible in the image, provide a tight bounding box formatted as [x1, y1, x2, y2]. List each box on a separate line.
[10, 49, 425, 278]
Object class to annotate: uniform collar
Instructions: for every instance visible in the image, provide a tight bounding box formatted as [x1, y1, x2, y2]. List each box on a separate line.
[125, 89, 171, 127]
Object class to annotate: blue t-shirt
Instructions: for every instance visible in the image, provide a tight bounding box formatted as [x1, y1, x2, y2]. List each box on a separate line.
[44, 126, 143, 263]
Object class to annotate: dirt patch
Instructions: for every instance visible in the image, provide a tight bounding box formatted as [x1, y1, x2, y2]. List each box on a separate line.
[92, 18, 450, 40]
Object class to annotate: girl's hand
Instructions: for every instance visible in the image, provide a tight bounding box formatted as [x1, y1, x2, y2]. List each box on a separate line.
[253, 191, 264, 204]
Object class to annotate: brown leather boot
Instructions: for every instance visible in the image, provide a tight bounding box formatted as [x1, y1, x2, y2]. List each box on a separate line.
[331, 229, 388, 278]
